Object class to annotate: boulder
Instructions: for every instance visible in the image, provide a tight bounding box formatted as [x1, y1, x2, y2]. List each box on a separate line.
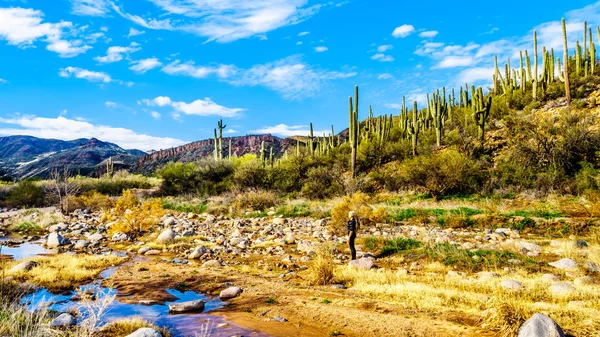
[501, 279, 524, 291]
[574, 276, 593, 286]
[144, 250, 162, 256]
[219, 286, 243, 300]
[156, 229, 176, 243]
[574, 240, 588, 249]
[541, 274, 560, 283]
[73, 240, 90, 250]
[584, 261, 599, 273]
[201, 260, 222, 269]
[47, 232, 70, 248]
[49, 313, 77, 327]
[516, 241, 542, 256]
[188, 246, 208, 259]
[297, 240, 316, 253]
[163, 217, 177, 227]
[348, 258, 376, 270]
[168, 299, 205, 313]
[517, 313, 565, 337]
[548, 282, 576, 297]
[88, 233, 104, 242]
[137, 246, 152, 255]
[9, 260, 37, 273]
[111, 232, 129, 242]
[548, 258, 577, 270]
[272, 217, 286, 225]
[126, 328, 163, 337]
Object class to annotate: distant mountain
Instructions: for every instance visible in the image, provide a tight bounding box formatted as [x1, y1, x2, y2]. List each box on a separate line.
[0, 136, 146, 179]
[135, 134, 299, 174]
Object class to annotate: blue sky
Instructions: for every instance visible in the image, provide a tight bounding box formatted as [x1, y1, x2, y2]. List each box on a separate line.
[0, 0, 598, 151]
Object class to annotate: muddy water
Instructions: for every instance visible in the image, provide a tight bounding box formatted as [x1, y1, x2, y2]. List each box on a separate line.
[5, 240, 270, 337]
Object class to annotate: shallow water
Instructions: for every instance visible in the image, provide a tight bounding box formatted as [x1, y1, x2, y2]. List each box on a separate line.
[11, 241, 270, 337]
[0, 239, 50, 260]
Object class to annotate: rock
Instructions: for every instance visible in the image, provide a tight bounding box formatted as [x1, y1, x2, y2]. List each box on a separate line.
[9, 260, 37, 273]
[584, 261, 599, 273]
[284, 235, 296, 245]
[201, 260, 222, 269]
[49, 313, 77, 327]
[188, 246, 208, 259]
[574, 276, 593, 286]
[74, 240, 89, 250]
[138, 246, 152, 255]
[541, 274, 560, 282]
[88, 233, 104, 242]
[272, 217, 286, 225]
[548, 258, 577, 270]
[144, 250, 162, 256]
[409, 262, 422, 271]
[297, 240, 316, 253]
[501, 279, 523, 291]
[126, 328, 163, 337]
[163, 217, 177, 227]
[220, 286, 243, 300]
[517, 313, 565, 337]
[516, 241, 542, 256]
[548, 282, 576, 297]
[330, 284, 346, 289]
[272, 316, 288, 322]
[348, 258, 376, 270]
[47, 232, 70, 248]
[168, 300, 205, 313]
[156, 229, 176, 243]
[216, 323, 229, 328]
[477, 271, 501, 279]
[111, 232, 129, 242]
[574, 240, 588, 249]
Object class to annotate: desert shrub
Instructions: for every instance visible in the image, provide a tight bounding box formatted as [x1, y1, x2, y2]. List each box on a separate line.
[108, 199, 165, 237]
[97, 318, 172, 337]
[301, 166, 344, 199]
[361, 236, 382, 251]
[113, 190, 139, 215]
[395, 150, 485, 199]
[158, 162, 198, 195]
[6, 180, 45, 208]
[380, 237, 421, 257]
[306, 248, 335, 286]
[160, 198, 207, 214]
[67, 190, 114, 212]
[194, 159, 235, 195]
[330, 192, 387, 235]
[233, 157, 269, 190]
[234, 190, 279, 211]
[573, 162, 599, 194]
[78, 172, 157, 195]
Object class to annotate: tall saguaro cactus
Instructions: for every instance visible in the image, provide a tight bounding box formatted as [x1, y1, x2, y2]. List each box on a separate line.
[562, 18, 571, 105]
[217, 119, 226, 160]
[472, 87, 493, 149]
[533, 30, 538, 100]
[348, 85, 359, 178]
[407, 101, 421, 156]
[106, 157, 114, 177]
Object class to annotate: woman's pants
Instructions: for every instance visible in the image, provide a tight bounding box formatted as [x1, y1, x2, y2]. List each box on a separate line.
[348, 231, 356, 260]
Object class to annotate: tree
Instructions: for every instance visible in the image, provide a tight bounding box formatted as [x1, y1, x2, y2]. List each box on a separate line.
[47, 167, 80, 213]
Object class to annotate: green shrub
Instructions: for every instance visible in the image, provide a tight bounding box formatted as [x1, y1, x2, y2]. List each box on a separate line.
[380, 237, 421, 257]
[234, 190, 279, 211]
[6, 180, 45, 208]
[301, 166, 343, 199]
[158, 162, 198, 195]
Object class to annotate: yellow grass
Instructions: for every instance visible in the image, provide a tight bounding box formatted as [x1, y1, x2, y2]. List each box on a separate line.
[97, 317, 172, 337]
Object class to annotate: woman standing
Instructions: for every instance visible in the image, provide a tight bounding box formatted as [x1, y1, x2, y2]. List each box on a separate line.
[347, 211, 359, 260]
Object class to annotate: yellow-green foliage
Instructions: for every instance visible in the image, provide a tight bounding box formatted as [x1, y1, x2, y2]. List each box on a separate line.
[109, 199, 165, 237]
[67, 190, 114, 212]
[306, 248, 335, 286]
[330, 192, 387, 234]
[234, 190, 280, 211]
[96, 317, 172, 337]
[5, 254, 125, 291]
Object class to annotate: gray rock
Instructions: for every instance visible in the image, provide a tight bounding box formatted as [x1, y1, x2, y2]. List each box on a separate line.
[111, 232, 129, 242]
[188, 246, 208, 259]
[156, 229, 176, 243]
[541, 274, 559, 282]
[163, 217, 177, 227]
[517, 313, 565, 337]
[201, 260, 222, 269]
[574, 276, 593, 286]
[47, 232, 70, 248]
[548, 258, 577, 270]
[477, 271, 501, 279]
[584, 261, 599, 273]
[88, 233, 104, 242]
[137, 246, 152, 255]
[74, 240, 89, 250]
[144, 250, 162, 256]
[9, 260, 37, 273]
[272, 316, 288, 322]
[501, 279, 523, 291]
[516, 241, 542, 256]
[272, 217, 286, 225]
[348, 258, 376, 270]
[219, 286, 243, 300]
[297, 240, 316, 253]
[49, 313, 77, 327]
[548, 282, 576, 297]
[168, 299, 205, 313]
[126, 328, 163, 337]
[574, 240, 588, 249]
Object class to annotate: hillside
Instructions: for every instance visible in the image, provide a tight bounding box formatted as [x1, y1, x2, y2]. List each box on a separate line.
[0, 136, 146, 179]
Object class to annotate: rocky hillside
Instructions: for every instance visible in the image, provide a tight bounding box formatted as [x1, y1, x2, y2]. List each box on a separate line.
[134, 134, 299, 174]
[0, 136, 146, 179]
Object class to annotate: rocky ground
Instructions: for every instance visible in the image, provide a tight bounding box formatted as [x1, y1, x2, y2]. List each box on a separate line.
[1, 206, 599, 337]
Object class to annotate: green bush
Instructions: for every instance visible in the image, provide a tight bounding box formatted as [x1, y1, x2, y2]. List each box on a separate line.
[6, 180, 45, 208]
[301, 166, 343, 199]
[158, 162, 198, 195]
[380, 237, 421, 257]
[234, 190, 279, 211]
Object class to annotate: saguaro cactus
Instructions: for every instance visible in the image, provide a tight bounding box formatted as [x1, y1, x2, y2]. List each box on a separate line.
[106, 157, 114, 177]
[348, 85, 359, 178]
[562, 18, 571, 105]
[533, 30, 538, 100]
[217, 119, 227, 160]
[407, 101, 421, 156]
[472, 87, 493, 149]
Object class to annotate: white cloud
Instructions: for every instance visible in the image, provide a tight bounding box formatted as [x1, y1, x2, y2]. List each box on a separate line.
[130, 58, 163, 74]
[296, 41, 303, 45]
[0, 7, 92, 58]
[0, 78, 7, 83]
[230, 56, 357, 99]
[94, 42, 141, 63]
[150, 111, 161, 120]
[419, 30, 438, 38]
[298, 31, 310, 36]
[392, 24, 415, 38]
[161, 60, 236, 79]
[377, 44, 393, 52]
[128, 27, 145, 38]
[455, 67, 494, 85]
[371, 53, 394, 62]
[314, 46, 328, 52]
[59, 67, 112, 83]
[113, 0, 337, 43]
[377, 73, 394, 80]
[225, 129, 238, 134]
[251, 124, 329, 137]
[0, 115, 185, 151]
[105, 101, 117, 108]
[69, 0, 110, 16]
[434, 56, 475, 69]
[142, 96, 245, 117]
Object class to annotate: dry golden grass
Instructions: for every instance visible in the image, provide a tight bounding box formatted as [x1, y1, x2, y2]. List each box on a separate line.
[96, 317, 172, 337]
[5, 254, 126, 291]
[306, 249, 335, 286]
